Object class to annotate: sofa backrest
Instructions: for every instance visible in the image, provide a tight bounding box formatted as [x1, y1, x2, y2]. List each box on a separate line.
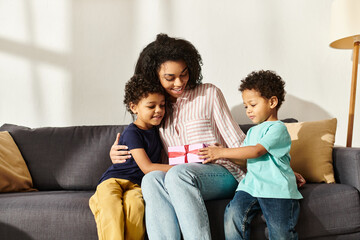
[0, 124, 126, 191]
[0, 119, 297, 191]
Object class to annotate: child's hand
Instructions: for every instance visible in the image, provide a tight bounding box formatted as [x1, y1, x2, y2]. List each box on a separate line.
[198, 143, 224, 164]
[294, 172, 306, 188]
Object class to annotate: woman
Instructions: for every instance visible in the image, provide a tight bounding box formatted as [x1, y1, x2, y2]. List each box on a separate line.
[110, 34, 305, 240]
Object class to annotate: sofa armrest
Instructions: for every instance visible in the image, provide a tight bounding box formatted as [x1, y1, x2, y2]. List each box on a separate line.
[333, 147, 360, 191]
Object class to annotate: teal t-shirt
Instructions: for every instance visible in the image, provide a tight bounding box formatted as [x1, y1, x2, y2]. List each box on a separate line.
[236, 121, 303, 199]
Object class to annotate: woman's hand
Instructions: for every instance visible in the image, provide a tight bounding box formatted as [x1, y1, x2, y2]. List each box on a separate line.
[294, 172, 306, 188]
[109, 133, 131, 164]
[198, 143, 224, 164]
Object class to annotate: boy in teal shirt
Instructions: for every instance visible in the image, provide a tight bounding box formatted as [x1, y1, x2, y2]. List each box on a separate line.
[199, 70, 302, 240]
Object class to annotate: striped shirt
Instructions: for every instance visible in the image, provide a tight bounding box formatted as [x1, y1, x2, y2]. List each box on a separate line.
[159, 83, 247, 182]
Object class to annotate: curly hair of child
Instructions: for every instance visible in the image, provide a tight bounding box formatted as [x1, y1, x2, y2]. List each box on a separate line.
[239, 70, 286, 109]
[123, 74, 165, 116]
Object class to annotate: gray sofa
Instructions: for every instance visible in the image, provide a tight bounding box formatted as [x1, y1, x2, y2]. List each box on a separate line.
[1, 122, 360, 240]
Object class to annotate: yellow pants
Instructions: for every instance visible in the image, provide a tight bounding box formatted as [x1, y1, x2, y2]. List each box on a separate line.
[89, 178, 145, 240]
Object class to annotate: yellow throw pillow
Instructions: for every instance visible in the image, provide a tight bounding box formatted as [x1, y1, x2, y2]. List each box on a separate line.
[285, 118, 337, 183]
[0, 131, 36, 192]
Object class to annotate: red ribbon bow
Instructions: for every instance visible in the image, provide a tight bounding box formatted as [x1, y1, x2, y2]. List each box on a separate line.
[168, 145, 200, 163]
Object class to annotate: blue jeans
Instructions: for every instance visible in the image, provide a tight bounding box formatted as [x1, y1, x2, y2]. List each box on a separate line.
[224, 191, 300, 240]
[141, 163, 238, 240]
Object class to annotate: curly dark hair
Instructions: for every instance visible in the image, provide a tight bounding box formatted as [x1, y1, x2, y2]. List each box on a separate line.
[239, 70, 286, 109]
[123, 74, 165, 117]
[134, 33, 203, 90]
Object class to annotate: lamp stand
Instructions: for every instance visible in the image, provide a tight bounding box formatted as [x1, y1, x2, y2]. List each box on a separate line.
[346, 41, 360, 147]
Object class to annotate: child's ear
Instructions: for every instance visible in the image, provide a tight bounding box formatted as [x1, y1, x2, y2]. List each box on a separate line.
[129, 102, 138, 114]
[269, 96, 278, 109]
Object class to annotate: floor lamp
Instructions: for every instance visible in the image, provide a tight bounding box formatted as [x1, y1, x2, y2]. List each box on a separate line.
[330, 0, 360, 147]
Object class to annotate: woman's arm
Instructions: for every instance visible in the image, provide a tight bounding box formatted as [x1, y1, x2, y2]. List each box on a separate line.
[130, 148, 172, 173]
[109, 133, 131, 164]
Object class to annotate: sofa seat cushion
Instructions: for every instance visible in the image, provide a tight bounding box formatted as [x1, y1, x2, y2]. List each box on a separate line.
[0, 191, 97, 240]
[297, 183, 360, 239]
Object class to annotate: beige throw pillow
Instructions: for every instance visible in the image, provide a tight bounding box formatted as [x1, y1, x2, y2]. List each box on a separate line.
[0, 131, 36, 192]
[285, 118, 337, 183]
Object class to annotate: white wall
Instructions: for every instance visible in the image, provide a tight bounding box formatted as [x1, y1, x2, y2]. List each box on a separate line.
[0, 0, 359, 147]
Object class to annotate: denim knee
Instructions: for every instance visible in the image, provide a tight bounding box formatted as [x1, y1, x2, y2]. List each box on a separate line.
[224, 202, 238, 225]
[224, 202, 250, 240]
[224, 203, 239, 233]
[164, 164, 196, 189]
[141, 171, 166, 196]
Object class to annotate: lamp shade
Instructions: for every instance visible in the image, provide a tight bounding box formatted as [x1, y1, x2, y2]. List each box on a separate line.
[330, 0, 360, 49]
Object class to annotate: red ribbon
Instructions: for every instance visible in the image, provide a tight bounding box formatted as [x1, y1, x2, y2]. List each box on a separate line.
[168, 145, 200, 163]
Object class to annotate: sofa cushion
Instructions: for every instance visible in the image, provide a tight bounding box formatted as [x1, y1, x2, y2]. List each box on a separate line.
[285, 118, 337, 183]
[0, 124, 127, 191]
[297, 183, 360, 239]
[0, 131, 35, 192]
[0, 191, 97, 240]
